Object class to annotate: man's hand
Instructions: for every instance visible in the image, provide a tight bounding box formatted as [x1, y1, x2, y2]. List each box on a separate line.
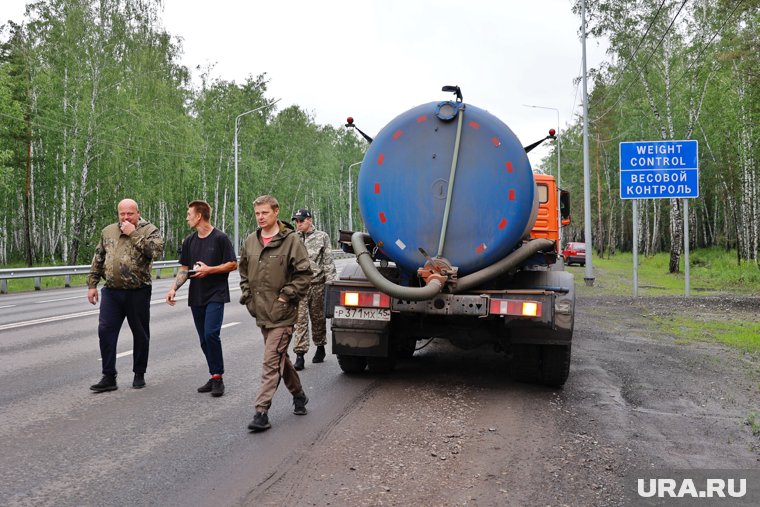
[192, 261, 209, 278]
[87, 287, 99, 305]
[166, 288, 177, 306]
[120, 220, 136, 236]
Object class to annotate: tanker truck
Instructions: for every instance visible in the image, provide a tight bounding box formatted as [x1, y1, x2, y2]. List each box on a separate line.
[325, 86, 575, 386]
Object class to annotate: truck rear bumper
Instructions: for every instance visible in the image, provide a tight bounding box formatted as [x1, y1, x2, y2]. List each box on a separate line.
[328, 270, 575, 353]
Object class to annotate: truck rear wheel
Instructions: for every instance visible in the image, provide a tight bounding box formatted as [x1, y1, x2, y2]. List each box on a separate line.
[337, 355, 367, 374]
[510, 344, 540, 383]
[539, 344, 571, 387]
[367, 356, 396, 373]
[510, 344, 571, 387]
[395, 338, 417, 359]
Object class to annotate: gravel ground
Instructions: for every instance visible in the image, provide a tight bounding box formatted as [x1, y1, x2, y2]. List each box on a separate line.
[246, 293, 760, 506]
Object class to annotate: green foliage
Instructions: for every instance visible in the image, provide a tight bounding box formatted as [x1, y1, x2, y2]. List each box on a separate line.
[563, 0, 760, 265]
[746, 411, 760, 437]
[0, 1, 365, 267]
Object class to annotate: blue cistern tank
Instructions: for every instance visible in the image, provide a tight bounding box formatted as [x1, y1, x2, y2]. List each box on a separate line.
[357, 100, 538, 277]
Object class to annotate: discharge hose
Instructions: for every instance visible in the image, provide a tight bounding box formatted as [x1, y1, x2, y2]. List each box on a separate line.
[351, 232, 444, 301]
[453, 238, 554, 293]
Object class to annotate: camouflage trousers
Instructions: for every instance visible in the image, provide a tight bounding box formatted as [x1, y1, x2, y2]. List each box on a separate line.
[292, 283, 327, 354]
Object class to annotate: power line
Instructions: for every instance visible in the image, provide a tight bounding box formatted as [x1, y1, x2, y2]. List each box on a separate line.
[667, 0, 747, 93]
[589, 0, 690, 122]
[590, 0, 668, 107]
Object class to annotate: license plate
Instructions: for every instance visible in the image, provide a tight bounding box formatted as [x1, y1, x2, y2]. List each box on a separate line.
[333, 305, 391, 321]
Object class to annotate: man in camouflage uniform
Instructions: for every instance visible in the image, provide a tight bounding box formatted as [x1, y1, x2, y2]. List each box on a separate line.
[291, 208, 337, 370]
[87, 198, 164, 392]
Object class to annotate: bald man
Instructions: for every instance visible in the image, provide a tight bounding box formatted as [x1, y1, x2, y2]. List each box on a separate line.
[87, 198, 165, 392]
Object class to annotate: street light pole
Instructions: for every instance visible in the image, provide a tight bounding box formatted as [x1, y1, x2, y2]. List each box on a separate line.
[524, 104, 562, 250]
[347, 161, 362, 231]
[234, 99, 280, 255]
[581, 0, 595, 286]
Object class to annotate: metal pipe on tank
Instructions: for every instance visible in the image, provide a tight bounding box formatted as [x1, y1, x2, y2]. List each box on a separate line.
[437, 106, 465, 257]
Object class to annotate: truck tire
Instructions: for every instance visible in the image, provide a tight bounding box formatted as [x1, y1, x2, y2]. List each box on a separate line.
[367, 356, 396, 373]
[509, 344, 540, 383]
[337, 355, 367, 374]
[539, 344, 571, 387]
[395, 338, 417, 359]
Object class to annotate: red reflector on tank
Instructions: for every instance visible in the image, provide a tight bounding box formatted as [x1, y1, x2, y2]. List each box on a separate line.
[489, 299, 542, 317]
[340, 291, 391, 308]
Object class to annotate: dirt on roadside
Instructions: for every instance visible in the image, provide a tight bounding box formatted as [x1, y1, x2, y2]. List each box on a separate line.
[247, 294, 760, 507]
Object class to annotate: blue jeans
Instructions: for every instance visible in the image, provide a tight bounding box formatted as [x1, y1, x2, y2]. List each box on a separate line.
[191, 302, 225, 375]
[98, 286, 152, 376]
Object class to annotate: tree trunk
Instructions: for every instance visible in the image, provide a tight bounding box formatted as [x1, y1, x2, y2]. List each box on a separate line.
[668, 198, 683, 273]
[24, 126, 33, 266]
[595, 132, 604, 256]
[68, 65, 99, 265]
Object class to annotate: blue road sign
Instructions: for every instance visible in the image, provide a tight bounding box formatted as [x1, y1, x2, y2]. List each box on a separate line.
[619, 140, 699, 199]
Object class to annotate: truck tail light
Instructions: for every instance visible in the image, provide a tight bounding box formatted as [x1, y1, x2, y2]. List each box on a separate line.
[489, 299, 542, 317]
[340, 291, 391, 308]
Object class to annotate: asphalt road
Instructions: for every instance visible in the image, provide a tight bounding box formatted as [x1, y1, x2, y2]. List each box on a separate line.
[3, 264, 759, 506]
[1, 261, 375, 507]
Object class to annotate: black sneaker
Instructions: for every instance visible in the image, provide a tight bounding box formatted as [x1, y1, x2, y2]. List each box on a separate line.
[294, 353, 305, 371]
[210, 378, 225, 397]
[197, 379, 213, 393]
[132, 373, 146, 389]
[90, 374, 117, 393]
[248, 412, 271, 432]
[293, 393, 309, 415]
[312, 345, 326, 363]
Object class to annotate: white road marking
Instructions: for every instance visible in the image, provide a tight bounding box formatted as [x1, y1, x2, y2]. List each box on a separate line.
[1, 285, 242, 331]
[34, 296, 83, 304]
[98, 350, 133, 361]
[221, 322, 240, 329]
[0, 310, 99, 331]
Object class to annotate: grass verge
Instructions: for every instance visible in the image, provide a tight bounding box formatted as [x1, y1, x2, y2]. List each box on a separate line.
[652, 315, 760, 354]
[572, 248, 759, 356]
[0, 268, 177, 293]
[573, 247, 760, 297]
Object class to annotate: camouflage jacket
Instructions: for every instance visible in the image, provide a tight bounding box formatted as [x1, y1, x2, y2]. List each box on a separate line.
[87, 218, 165, 289]
[297, 227, 337, 284]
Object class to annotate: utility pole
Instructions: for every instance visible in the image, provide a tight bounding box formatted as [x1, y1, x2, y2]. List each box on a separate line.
[581, 0, 595, 286]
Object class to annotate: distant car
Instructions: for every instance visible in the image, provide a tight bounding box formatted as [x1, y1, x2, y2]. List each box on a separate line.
[562, 242, 586, 266]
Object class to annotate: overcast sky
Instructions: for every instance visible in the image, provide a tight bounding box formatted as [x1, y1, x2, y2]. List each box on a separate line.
[3, 0, 609, 168]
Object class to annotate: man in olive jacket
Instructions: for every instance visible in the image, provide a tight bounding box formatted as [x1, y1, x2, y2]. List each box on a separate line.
[239, 195, 312, 432]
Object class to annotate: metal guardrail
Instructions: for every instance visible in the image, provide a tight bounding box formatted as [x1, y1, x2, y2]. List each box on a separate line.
[0, 260, 181, 294]
[0, 250, 353, 294]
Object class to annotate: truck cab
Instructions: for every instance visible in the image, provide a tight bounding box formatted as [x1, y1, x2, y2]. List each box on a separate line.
[530, 173, 570, 253]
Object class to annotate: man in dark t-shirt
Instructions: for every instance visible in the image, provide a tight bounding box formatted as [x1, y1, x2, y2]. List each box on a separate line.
[166, 200, 237, 397]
